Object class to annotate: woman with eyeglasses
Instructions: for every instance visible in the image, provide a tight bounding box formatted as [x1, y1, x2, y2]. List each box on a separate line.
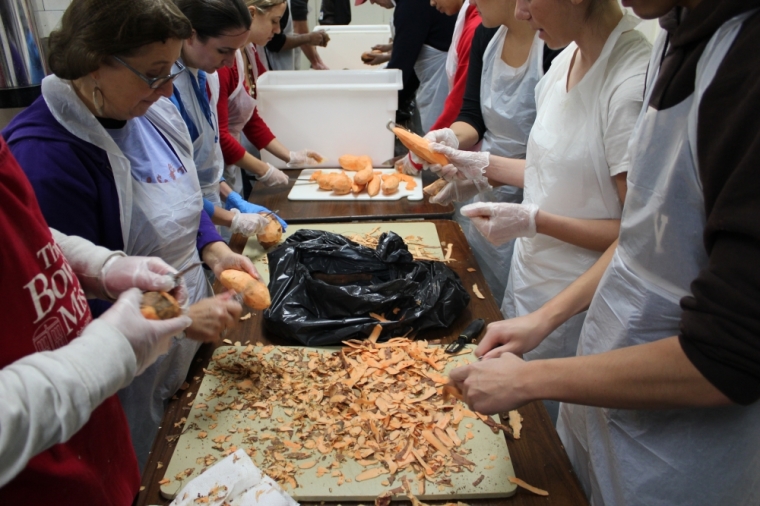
[2, 0, 259, 472]
[215, 0, 324, 199]
[171, 0, 288, 239]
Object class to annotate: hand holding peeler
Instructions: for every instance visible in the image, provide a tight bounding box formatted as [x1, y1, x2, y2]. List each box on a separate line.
[445, 318, 485, 354]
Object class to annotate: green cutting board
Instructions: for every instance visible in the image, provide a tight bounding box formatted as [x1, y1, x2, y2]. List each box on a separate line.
[160, 345, 516, 501]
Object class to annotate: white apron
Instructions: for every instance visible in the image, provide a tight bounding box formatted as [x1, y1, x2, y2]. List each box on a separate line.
[445, 1, 470, 91]
[223, 47, 258, 195]
[414, 44, 449, 132]
[265, 0, 300, 71]
[42, 77, 210, 469]
[458, 27, 543, 304]
[173, 64, 225, 207]
[557, 13, 760, 506]
[503, 16, 641, 369]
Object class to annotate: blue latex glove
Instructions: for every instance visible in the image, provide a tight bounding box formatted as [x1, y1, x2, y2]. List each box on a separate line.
[224, 191, 287, 230]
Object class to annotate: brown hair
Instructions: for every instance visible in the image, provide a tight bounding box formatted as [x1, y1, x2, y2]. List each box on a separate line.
[245, 0, 287, 13]
[48, 0, 193, 80]
[174, 0, 252, 42]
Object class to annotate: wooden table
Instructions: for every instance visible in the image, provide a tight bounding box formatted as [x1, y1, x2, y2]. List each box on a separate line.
[247, 169, 455, 223]
[136, 220, 588, 506]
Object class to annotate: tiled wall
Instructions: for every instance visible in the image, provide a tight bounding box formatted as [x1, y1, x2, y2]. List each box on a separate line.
[30, 0, 71, 38]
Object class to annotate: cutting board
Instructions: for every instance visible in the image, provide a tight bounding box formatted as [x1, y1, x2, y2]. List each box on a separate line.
[160, 345, 517, 501]
[242, 221, 444, 286]
[288, 168, 423, 201]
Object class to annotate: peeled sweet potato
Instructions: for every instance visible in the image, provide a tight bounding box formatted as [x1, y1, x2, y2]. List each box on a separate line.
[351, 182, 366, 194]
[141, 291, 182, 320]
[392, 127, 449, 166]
[339, 154, 373, 171]
[353, 167, 374, 186]
[257, 213, 282, 249]
[381, 175, 399, 195]
[367, 175, 381, 197]
[309, 170, 323, 182]
[397, 173, 418, 190]
[423, 178, 447, 196]
[219, 269, 271, 310]
[332, 173, 352, 195]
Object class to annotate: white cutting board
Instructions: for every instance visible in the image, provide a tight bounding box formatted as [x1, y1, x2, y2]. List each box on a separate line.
[160, 345, 517, 501]
[288, 168, 423, 201]
[242, 221, 444, 286]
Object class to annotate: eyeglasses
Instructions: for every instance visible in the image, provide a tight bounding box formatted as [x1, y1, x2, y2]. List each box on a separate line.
[112, 56, 187, 89]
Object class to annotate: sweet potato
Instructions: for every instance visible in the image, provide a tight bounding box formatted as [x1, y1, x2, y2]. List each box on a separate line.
[367, 175, 381, 197]
[316, 173, 333, 190]
[423, 178, 447, 196]
[397, 173, 417, 190]
[352, 182, 366, 194]
[332, 173, 352, 195]
[219, 269, 271, 310]
[353, 167, 374, 186]
[309, 170, 323, 182]
[257, 213, 282, 249]
[381, 175, 399, 195]
[392, 127, 449, 166]
[141, 291, 182, 320]
[339, 154, 373, 171]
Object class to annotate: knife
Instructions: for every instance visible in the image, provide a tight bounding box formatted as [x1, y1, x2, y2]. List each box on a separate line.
[172, 262, 202, 287]
[445, 318, 485, 354]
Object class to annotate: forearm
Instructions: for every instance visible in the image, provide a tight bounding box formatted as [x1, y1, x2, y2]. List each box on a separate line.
[0, 320, 136, 486]
[200, 240, 235, 272]
[525, 336, 732, 409]
[280, 33, 314, 51]
[210, 206, 235, 228]
[233, 151, 269, 177]
[263, 138, 291, 163]
[50, 228, 124, 299]
[536, 212, 620, 252]
[293, 21, 323, 67]
[484, 156, 525, 188]
[450, 121, 480, 151]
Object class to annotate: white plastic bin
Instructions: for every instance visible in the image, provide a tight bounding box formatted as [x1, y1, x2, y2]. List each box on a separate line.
[314, 24, 392, 71]
[256, 69, 402, 169]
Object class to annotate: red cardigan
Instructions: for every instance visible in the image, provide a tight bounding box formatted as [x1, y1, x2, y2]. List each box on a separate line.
[429, 5, 481, 131]
[216, 47, 276, 165]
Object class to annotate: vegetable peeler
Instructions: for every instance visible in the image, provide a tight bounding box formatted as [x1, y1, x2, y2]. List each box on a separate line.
[445, 318, 485, 354]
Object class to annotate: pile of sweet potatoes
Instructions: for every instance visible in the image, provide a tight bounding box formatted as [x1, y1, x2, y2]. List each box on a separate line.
[309, 154, 417, 197]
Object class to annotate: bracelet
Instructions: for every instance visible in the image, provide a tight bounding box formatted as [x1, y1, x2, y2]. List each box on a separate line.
[408, 152, 423, 171]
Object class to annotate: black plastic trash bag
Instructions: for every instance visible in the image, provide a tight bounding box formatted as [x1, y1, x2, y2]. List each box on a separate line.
[263, 229, 470, 345]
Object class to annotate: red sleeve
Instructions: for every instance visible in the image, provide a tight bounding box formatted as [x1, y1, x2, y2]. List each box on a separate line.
[216, 64, 247, 164]
[430, 6, 481, 131]
[241, 49, 276, 151]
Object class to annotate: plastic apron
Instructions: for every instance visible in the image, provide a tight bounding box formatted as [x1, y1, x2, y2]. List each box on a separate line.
[445, 1, 470, 91]
[223, 47, 258, 195]
[173, 64, 225, 207]
[265, 0, 300, 71]
[557, 14, 760, 506]
[414, 44, 449, 132]
[41, 76, 210, 470]
[457, 27, 543, 305]
[503, 17, 639, 386]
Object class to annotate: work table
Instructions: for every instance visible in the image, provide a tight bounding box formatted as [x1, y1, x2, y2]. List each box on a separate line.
[136, 220, 588, 506]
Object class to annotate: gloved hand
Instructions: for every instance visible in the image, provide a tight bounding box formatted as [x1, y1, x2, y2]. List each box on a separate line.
[224, 191, 287, 230]
[209, 252, 260, 282]
[430, 179, 487, 206]
[258, 164, 289, 187]
[424, 128, 459, 150]
[99, 288, 192, 375]
[398, 151, 424, 175]
[101, 256, 187, 306]
[428, 144, 490, 182]
[229, 208, 269, 237]
[287, 150, 324, 168]
[460, 202, 539, 246]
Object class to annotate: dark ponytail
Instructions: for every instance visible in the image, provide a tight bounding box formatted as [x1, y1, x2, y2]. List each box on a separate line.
[174, 0, 252, 41]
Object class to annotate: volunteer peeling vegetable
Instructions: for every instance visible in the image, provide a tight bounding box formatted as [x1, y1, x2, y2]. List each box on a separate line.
[3, 0, 258, 469]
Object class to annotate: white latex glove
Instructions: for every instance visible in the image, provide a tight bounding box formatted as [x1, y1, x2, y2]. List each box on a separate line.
[429, 143, 490, 183]
[101, 256, 188, 306]
[398, 151, 424, 175]
[100, 288, 191, 375]
[424, 128, 459, 149]
[460, 202, 539, 246]
[286, 149, 324, 168]
[229, 208, 268, 237]
[258, 164, 289, 186]
[430, 178, 487, 206]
